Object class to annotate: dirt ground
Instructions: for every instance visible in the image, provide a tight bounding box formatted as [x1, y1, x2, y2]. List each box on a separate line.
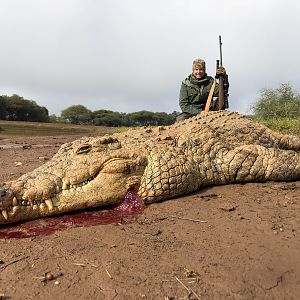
[0, 134, 299, 300]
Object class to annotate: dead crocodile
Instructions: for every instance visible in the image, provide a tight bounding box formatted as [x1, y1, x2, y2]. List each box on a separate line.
[1, 111, 300, 224]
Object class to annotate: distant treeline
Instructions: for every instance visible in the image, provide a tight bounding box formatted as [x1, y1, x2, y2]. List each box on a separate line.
[0, 95, 178, 127]
[57, 105, 178, 126]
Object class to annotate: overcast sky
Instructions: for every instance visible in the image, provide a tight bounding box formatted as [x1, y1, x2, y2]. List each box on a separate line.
[0, 0, 299, 116]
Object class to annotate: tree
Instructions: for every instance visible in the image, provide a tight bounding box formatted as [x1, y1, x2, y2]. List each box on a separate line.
[61, 105, 92, 124]
[251, 83, 300, 120]
[126, 111, 156, 126]
[1, 94, 49, 122]
[0, 96, 8, 120]
[28, 102, 49, 122]
[92, 109, 124, 127]
[153, 112, 175, 125]
[4, 94, 28, 120]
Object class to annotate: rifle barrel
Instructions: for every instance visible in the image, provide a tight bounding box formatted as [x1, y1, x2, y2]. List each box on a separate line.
[218, 35, 224, 110]
[219, 35, 223, 66]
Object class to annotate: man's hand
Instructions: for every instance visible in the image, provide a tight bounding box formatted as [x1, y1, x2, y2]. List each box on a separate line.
[216, 66, 226, 78]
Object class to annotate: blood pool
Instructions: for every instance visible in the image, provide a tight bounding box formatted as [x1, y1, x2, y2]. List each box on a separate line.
[0, 188, 145, 239]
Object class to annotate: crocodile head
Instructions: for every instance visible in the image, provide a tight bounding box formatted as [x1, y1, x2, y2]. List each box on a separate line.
[0, 135, 148, 224]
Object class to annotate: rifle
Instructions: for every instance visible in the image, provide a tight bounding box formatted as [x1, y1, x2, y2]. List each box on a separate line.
[217, 35, 224, 110]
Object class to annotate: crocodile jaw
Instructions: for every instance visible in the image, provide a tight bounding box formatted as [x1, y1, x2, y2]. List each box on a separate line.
[0, 159, 146, 224]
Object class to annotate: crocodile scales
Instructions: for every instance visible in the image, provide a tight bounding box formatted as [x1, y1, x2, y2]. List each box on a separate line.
[0, 111, 299, 224]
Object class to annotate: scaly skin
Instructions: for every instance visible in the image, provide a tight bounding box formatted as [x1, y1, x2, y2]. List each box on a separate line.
[0, 111, 300, 224]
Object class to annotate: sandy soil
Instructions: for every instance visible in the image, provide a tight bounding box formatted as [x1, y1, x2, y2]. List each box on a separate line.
[0, 135, 299, 300]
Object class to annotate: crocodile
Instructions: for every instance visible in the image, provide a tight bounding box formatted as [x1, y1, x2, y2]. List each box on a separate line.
[1, 111, 300, 224]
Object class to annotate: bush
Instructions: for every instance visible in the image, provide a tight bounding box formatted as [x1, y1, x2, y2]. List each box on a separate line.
[257, 118, 300, 135]
[251, 83, 300, 120]
[251, 83, 300, 135]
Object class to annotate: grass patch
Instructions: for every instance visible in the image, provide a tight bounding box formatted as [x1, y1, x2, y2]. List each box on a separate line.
[0, 120, 126, 136]
[254, 118, 300, 135]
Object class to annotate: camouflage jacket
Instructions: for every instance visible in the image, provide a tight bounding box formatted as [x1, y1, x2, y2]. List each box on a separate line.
[179, 74, 228, 115]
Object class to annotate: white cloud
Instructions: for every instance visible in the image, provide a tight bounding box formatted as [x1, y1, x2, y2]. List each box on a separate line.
[0, 0, 299, 115]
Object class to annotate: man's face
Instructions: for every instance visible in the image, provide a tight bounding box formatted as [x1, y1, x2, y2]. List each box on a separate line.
[192, 67, 205, 80]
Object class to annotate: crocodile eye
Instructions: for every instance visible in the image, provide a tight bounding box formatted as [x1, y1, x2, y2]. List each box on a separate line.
[1, 191, 6, 197]
[76, 144, 92, 154]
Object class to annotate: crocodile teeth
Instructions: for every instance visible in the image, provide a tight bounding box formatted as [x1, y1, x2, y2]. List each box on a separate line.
[2, 210, 8, 220]
[51, 197, 58, 207]
[45, 199, 54, 210]
[40, 203, 46, 210]
[13, 197, 18, 206]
